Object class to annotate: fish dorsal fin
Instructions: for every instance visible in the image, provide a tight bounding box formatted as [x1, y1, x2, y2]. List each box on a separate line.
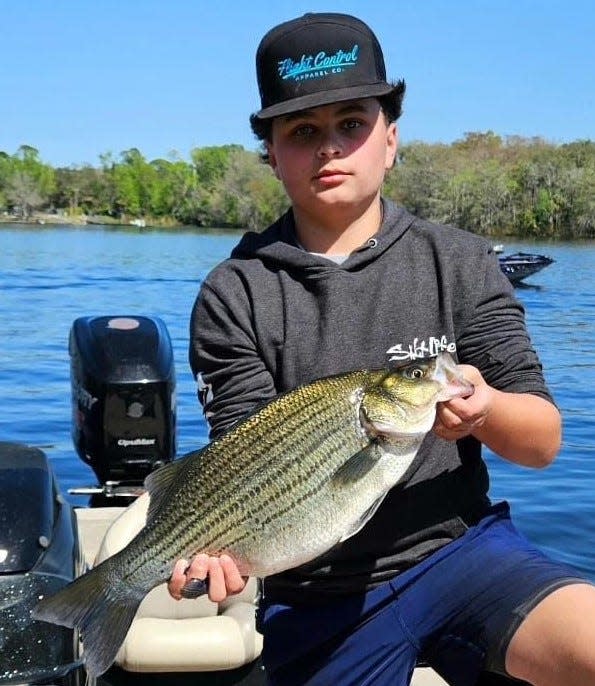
[331, 443, 380, 486]
[144, 458, 186, 522]
[338, 492, 389, 542]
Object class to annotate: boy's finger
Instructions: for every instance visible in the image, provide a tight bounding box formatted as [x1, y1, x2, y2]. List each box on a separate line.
[207, 557, 226, 602]
[185, 553, 210, 580]
[220, 554, 247, 594]
[167, 558, 189, 599]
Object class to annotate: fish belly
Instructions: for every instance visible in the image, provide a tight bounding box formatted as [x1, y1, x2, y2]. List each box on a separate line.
[227, 443, 419, 577]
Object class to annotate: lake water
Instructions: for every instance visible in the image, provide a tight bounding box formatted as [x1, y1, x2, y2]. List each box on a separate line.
[0, 224, 594, 582]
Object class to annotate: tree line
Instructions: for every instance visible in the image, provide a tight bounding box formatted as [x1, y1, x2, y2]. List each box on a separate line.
[1, 132, 594, 238]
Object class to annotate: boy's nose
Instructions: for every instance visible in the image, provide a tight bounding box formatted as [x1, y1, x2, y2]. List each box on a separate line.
[316, 133, 342, 158]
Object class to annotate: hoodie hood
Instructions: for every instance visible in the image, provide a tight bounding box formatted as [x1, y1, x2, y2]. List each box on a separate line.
[230, 200, 416, 275]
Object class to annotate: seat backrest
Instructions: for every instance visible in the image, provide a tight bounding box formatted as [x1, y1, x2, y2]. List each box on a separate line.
[94, 492, 257, 618]
[95, 491, 149, 560]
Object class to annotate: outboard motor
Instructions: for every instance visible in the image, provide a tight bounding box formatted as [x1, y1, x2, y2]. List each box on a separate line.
[0, 442, 83, 685]
[69, 315, 176, 503]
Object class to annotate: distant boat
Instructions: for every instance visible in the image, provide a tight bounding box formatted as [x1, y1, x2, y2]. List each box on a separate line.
[498, 251, 554, 284]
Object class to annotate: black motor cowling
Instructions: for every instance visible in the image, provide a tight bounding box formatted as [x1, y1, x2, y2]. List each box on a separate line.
[70, 315, 176, 487]
[0, 442, 82, 684]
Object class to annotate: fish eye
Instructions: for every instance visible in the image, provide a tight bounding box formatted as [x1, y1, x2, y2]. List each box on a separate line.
[405, 365, 426, 380]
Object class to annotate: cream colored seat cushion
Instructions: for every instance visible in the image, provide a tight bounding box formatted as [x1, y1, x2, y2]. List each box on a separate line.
[94, 493, 263, 672]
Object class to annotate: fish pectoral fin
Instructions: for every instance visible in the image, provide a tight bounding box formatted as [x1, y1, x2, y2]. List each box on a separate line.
[338, 492, 388, 542]
[144, 457, 187, 521]
[331, 443, 380, 486]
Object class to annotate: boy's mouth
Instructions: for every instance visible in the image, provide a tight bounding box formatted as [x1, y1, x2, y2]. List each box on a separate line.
[314, 169, 350, 183]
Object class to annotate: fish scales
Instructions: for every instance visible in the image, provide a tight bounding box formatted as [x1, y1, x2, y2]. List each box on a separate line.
[32, 353, 474, 678]
[131, 373, 371, 571]
[97, 376, 355, 585]
[132, 373, 385, 577]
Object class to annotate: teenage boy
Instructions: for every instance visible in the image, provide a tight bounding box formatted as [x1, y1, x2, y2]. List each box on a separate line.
[169, 13, 595, 686]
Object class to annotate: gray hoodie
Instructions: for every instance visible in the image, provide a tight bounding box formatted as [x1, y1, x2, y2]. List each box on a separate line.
[189, 199, 552, 600]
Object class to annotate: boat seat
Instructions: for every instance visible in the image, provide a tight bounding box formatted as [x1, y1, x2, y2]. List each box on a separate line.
[94, 492, 263, 673]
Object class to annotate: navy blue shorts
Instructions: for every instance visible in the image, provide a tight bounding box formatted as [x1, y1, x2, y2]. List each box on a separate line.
[258, 502, 586, 686]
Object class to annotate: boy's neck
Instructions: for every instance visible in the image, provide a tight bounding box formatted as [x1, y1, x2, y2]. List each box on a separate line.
[293, 196, 383, 255]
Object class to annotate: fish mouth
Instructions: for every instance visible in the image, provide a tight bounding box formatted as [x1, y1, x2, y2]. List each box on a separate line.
[434, 354, 474, 401]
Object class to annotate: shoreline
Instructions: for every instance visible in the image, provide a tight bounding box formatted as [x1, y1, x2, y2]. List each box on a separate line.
[0, 212, 149, 228]
[0, 215, 82, 226]
[0, 212, 198, 230]
[0, 212, 248, 232]
[0, 214, 248, 235]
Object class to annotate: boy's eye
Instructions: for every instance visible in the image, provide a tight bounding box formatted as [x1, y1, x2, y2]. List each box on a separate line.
[342, 119, 363, 130]
[292, 124, 316, 138]
[284, 116, 367, 141]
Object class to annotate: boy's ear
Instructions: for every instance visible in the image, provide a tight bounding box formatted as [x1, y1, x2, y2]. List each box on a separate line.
[267, 144, 281, 179]
[385, 123, 398, 170]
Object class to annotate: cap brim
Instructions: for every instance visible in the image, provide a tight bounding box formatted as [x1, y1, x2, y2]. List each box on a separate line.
[255, 82, 396, 120]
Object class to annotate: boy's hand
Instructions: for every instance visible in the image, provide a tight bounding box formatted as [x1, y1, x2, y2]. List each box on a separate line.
[433, 364, 492, 441]
[168, 554, 247, 603]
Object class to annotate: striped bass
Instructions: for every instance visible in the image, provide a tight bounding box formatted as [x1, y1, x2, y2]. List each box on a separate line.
[32, 352, 473, 676]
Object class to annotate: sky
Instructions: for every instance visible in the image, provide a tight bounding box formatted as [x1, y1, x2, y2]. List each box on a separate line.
[1, 0, 593, 168]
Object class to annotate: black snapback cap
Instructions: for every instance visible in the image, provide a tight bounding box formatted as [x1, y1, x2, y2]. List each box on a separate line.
[255, 13, 395, 119]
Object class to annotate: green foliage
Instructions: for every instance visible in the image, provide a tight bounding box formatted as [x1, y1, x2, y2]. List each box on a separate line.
[0, 146, 55, 217]
[214, 148, 287, 229]
[2, 135, 593, 238]
[387, 134, 595, 239]
[191, 145, 240, 190]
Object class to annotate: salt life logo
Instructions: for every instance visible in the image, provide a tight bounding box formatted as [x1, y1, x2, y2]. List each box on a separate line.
[386, 336, 457, 362]
[278, 44, 359, 82]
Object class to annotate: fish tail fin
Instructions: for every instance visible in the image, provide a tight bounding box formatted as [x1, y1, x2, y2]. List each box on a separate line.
[32, 559, 145, 677]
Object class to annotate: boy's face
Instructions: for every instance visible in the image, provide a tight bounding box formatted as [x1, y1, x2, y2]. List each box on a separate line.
[267, 98, 397, 221]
